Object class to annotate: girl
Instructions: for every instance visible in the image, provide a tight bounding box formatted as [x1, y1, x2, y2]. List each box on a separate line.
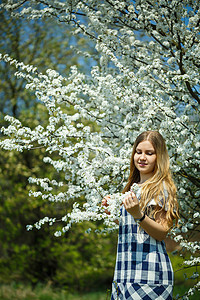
[102, 130, 179, 300]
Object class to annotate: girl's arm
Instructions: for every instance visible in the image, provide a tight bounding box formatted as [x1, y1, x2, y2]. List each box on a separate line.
[137, 210, 168, 241]
[123, 192, 169, 241]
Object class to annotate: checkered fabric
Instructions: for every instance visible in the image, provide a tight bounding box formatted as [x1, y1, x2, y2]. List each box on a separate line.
[111, 188, 174, 299]
[111, 283, 173, 300]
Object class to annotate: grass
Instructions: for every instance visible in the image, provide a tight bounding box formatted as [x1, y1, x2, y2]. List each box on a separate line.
[0, 282, 199, 300]
[0, 283, 110, 300]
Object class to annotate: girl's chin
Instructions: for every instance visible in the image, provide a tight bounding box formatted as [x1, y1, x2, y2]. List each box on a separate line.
[137, 168, 154, 175]
[137, 164, 148, 170]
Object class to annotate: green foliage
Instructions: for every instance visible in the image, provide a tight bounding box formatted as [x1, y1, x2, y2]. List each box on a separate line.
[170, 253, 200, 286]
[0, 132, 117, 290]
[0, 105, 116, 290]
[169, 253, 200, 299]
[0, 7, 114, 292]
[48, 223, 117, 292]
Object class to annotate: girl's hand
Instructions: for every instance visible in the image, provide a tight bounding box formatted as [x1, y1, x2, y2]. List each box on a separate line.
[123, 192, 143, 219]
[101, 195, 111, 215]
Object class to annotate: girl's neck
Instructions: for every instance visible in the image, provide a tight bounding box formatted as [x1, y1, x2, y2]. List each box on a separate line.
[138, 173, 154, 184]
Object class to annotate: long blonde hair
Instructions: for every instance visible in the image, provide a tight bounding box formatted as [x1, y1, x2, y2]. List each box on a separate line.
[123, 130, 179, 228]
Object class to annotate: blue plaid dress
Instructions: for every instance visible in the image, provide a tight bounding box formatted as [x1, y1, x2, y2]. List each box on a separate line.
[111, 188, 173, 300]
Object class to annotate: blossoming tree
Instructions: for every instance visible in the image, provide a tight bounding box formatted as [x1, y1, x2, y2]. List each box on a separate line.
[0, 0, 200, 297]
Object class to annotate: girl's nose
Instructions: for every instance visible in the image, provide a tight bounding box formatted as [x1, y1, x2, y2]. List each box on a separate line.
[140, 152, 146, 160]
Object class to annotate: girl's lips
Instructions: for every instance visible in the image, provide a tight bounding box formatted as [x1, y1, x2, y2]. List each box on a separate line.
[138, 162, 147, 166]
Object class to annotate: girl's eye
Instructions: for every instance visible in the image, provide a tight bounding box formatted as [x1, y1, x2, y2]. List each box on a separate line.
[135, 151, 155, 155]
[136, 151, 141, 154]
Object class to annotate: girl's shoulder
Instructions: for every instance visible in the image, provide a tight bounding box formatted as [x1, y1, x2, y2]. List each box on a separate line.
[147, 181, 169, 209]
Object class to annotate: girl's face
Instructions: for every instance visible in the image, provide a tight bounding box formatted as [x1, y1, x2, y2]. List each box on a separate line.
[134, 141, 157, 176]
